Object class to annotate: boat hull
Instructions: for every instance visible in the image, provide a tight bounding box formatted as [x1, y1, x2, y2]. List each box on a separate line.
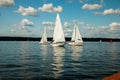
[68, 42, 83, 46]
[51, 42, 65, 47]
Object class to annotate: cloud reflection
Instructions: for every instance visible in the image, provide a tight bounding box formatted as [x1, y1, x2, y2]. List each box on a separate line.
[41, 45, 47, 61]
[70, 46, 83, 61]
[51, 47, 65, 79]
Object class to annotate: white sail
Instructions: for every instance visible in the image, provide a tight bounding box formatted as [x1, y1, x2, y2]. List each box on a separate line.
[69, 24, 83, 46]
[53, 13, 65, 43]
[71, 24, 83, 43]
[71, 25, 76, 41]
[40, 27, 47, 43]
[75, 25, 83, 43]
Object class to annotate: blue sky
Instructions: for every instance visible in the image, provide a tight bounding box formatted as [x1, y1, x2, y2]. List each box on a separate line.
[0, 0, 120, 38]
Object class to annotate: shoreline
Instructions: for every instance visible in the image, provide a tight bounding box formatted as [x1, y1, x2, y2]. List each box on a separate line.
[0, 36, 120, 42]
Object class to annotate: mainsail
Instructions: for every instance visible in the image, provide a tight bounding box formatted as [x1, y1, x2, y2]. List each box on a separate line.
[71, 24, 83, 43]
[53, 13, 65, 43]
[40, 27, 47, 43]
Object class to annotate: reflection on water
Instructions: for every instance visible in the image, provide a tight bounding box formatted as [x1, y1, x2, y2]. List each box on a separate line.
[70, 46, 83, 61]
[52, 47, 65, 79]
[108, 43, 119, 60]
[0, 42, 120, 80]
[41, 45, 47, 61]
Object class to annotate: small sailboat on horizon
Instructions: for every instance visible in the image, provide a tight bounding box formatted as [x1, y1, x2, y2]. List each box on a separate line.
[69, 24, 83, 46]
[51, 13, 65, 47]
[40, 27, 48, 45]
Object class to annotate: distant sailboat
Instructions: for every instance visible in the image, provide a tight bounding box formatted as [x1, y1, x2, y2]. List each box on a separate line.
[69, 24, 83, 46]
[40, 27, 48, 45]
[51, 13, 65, 47]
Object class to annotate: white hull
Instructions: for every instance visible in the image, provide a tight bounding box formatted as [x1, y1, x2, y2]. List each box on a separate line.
[69, 42, 83, 46]
[51, 42, 65, 47]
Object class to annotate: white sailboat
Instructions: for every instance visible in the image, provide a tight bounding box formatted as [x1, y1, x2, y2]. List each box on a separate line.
[40, 27, 48, 45]
[69, 24, 83, 46]
[51, 13, 65, 47]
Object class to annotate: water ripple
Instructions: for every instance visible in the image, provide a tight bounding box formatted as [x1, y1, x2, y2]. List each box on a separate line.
[0, 41, 120, 80]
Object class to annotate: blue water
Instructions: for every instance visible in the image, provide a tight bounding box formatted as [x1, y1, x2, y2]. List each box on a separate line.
[0, 41, 120, 80]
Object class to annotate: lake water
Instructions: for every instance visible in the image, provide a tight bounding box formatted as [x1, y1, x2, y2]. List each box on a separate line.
[0, 41, 120, 80]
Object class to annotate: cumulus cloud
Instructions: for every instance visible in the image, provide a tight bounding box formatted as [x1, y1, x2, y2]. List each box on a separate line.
[11, 19, 34, 34]
[97, 26, 108, 31]
[82, 4, 102, 10]
[109, 22, 120, 30]
[16, 6, 38, 16]
[38, 3, 62, 13]
[84, 26, 94, 30]
[91, 22, 120, 38]
[95, 9, 120, 15]
[47, 27, 54, 31]
[64, 28, 72, 32]
[42, 21, 54, 26]
[12, 19, 34, 30]
[0, 0, 15, 7]
[95, 22, 120, 31]
[64, 20, 120, 38]
[64, 22, 69, 27]
[21, 19, 34, 26]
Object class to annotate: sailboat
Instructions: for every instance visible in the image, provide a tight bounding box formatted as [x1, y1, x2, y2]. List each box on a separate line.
[51, 13, 65, 47]
[40, 27, 48, 45]
[69, 24, 83, 46]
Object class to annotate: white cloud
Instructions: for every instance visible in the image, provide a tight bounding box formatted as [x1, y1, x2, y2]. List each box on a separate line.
[72, 20, 85, 25]
[96, 22, 120, 31]
[64, 28, 72, 32]
[84, 26, 94, 30]
[66, 0, 74, 3]
[82, 4, 102, 10]
[65, 21, 120, 38]
[97, 26, 108, 31]
[12, 19, 34, 29]
[11, 19, 35, 36]
[95, 9, 120, 15]
[91, 22, 120, 38]
[64, 22, 69, 27]
[0, 0, 15, 7]
[16, 6, 38, 16]
[66, 0, 86, 3]
[42, 21, 54, 26]
[47, 26, 54, 30]
[109, 22, 120, 30]
[38, 3, 62, 13]
[21, 18, 34, 29]
[65, 33, 68, 36]
[11, 29, 16, 33]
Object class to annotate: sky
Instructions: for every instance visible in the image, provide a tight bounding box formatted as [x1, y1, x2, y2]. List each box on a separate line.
[0, 0, 120, 38]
